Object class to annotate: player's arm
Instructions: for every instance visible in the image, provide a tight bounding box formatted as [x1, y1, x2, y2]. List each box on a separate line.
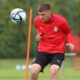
[62, 19, 74, 51]
[34, 19, 42, 42]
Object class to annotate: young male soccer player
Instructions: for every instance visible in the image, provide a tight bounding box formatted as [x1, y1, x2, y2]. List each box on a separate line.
[30, 4, 74, 80]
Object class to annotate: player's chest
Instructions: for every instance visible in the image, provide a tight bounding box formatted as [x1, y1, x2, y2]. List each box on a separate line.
[38, 22, 62, 34]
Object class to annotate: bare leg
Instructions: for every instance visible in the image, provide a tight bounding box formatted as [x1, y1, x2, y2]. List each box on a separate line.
[50, 64, 60, 80]
[30, 64, 41, 80]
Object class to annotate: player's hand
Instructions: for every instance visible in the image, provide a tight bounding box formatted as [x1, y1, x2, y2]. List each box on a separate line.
[35, 33, 42, 42]
[66, 43, 74, 52]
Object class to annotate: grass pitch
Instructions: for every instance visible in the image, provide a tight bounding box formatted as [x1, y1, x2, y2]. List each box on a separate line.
[0, 59, 80, 80]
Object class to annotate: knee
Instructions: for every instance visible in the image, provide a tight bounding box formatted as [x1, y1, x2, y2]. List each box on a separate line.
[31, 64, 41, 77]
[50, 65, 60, 77]
[31, 69, 38, 77]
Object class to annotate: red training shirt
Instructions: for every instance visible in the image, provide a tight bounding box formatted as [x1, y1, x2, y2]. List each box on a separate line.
[34, 14, 73, 54]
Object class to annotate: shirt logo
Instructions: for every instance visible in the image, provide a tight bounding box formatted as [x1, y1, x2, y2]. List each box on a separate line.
[53, 26, 58, 32]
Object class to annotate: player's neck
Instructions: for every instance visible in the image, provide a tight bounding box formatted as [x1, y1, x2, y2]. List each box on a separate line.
[44, 14, 53, 23]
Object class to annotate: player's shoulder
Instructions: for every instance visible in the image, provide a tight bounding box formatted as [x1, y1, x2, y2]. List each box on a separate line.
[34, 16, 40, 23]
[53, 14, 67, 22]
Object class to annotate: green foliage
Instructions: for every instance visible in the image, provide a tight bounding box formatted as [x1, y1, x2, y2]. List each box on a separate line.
[0, 0, 30, 58]
[0, 0, 80, 58]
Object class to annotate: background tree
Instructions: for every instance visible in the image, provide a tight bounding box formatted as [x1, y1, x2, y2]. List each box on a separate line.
[0, 0, 80, 58]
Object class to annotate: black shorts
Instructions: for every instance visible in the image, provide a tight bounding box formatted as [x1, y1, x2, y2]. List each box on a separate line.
[33, 52, 65, 72]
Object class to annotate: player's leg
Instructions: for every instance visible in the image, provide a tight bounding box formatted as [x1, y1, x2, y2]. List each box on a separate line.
[50, 64, 59, 80]
[30, 52, 50, 80]
[50, 53, 65, 80]
[30, 63, 41, 80]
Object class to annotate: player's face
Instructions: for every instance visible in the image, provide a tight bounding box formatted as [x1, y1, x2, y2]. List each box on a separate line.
[38, 10, 51, 22]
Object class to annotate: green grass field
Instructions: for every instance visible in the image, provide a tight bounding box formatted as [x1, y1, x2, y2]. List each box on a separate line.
[0, 59, 80, 80]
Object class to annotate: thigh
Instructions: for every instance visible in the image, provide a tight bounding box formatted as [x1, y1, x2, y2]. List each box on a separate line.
[33, 52, 50, 72]
[50, 54, 65, 67]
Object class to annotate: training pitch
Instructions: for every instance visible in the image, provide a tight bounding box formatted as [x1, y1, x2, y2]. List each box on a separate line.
[0, 59, 80, 80]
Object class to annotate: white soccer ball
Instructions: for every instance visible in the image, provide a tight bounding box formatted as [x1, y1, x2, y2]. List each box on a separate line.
[10, 8, 26, 24]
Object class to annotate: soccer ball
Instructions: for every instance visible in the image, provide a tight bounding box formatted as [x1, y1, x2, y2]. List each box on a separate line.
[10, 8, 26, 24]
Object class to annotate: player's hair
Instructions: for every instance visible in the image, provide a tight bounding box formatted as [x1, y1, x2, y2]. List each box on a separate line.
[38, 4, 51, 12]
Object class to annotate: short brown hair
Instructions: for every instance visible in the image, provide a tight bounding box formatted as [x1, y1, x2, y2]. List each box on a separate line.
[38, 4, 51, 12]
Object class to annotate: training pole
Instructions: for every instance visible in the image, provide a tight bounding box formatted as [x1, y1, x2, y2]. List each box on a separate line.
[25, 8, 32, 80]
